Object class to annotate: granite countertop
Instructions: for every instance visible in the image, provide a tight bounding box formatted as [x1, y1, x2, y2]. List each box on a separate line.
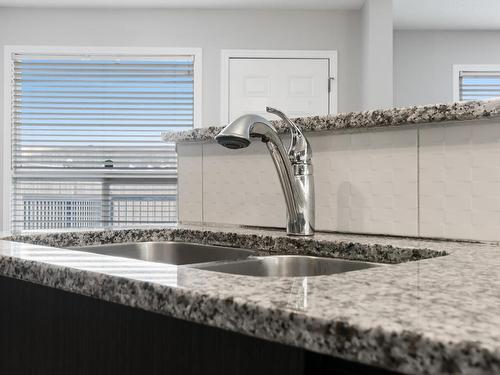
[161, 99, 500, 143]
[1, 225, 500, 374]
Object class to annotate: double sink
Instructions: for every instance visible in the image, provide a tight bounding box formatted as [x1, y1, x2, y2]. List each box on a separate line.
[70, 241, 378, 277]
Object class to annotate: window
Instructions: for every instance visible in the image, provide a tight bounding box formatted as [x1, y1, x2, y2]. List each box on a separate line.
[5, 47, 201, 232]
[454, 64, 500, 101]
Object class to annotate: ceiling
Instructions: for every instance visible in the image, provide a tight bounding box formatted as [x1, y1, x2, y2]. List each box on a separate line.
[0, 0, 499, 30]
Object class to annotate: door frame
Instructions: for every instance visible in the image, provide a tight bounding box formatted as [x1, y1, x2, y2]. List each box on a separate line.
[220, 49, 338, 124]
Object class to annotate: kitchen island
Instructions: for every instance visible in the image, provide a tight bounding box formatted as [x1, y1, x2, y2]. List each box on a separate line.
[1, 225, 499, 374]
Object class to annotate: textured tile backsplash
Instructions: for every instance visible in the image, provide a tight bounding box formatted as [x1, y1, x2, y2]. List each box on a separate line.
[202, 142, 285, 227]
[419, 120, 500, 241]
[177, 119, 500, 241]
[311, 129, 418, 236]
[177, 144, 203, 223]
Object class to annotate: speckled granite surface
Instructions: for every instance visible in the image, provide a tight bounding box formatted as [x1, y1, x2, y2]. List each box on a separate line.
[1, 224, 500, 374]
[162, 99, 500, 143]
[4, 225, 445, 264]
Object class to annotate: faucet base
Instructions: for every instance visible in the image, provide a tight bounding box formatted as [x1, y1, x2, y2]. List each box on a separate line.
[286, 220, 315, 237]
[286, 232, 315, 237]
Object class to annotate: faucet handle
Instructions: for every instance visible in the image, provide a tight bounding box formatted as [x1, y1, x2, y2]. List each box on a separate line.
[266, 106, 311, 164]
[266, 106, 303, 138]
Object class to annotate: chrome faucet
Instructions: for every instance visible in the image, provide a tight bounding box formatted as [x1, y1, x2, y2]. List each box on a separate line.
[215, 107, 315, 236]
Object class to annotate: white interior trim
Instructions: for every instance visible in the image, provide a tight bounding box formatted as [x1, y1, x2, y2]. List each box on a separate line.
[452, 64, 461, 102]
[2, 45, 202, 232]
[220, 49, 338, 124]
[3, 46, 13, 232]
[453, 64, 500, 102]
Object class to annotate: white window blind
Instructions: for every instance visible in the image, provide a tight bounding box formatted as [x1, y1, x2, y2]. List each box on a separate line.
[10, 53, 195, 231]
[459, 68, 500, 101]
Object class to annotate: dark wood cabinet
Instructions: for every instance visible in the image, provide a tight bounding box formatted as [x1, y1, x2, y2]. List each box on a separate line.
[0, 275, 398, 375]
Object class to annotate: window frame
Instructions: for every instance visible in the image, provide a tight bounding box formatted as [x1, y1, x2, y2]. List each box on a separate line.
[452, 64, 500, 102]
[3, 45, 203, 232]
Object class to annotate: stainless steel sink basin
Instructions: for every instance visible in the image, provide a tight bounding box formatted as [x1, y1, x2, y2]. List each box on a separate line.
[69, 242, 256, 265]
[69, 242, 378, 277]
[191, 255, 378, 277]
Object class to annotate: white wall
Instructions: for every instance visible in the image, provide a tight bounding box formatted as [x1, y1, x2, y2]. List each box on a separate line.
[361, 0, 393, 111]
[0, 7, 363, 231]
[0, 8, 362, 125]
[394, 30, 500, 107]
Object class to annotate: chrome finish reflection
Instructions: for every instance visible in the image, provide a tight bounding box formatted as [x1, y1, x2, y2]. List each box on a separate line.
[215, 107, 315, 236]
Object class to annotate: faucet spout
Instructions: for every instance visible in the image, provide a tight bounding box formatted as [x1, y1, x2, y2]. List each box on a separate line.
[215, 110, 315, 236]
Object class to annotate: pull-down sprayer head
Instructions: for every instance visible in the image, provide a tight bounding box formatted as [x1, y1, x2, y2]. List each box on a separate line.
[215, 114, 278, 149]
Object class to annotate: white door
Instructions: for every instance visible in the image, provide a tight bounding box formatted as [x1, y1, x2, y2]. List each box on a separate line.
[228, 58, 331, 122]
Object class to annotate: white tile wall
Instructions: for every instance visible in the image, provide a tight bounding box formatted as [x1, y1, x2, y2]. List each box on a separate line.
[177, 144, 203, 223]
[202, 141, 286, 227]
[177, 119, 500, 241]
[419, 120, 500, 241]
[311, 128, 418, 236]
